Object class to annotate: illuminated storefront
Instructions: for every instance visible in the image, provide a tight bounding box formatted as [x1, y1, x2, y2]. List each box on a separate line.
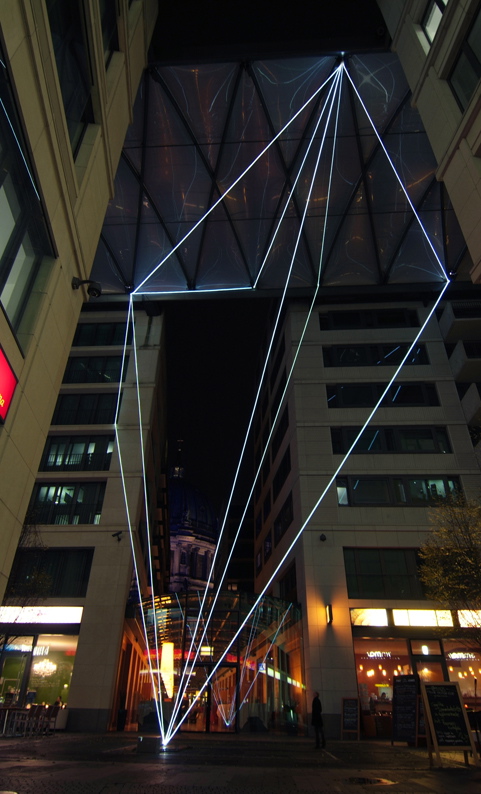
[351, 607, 481, 736]
[140, 591, 305, 735]
[0, 607, 82, 708]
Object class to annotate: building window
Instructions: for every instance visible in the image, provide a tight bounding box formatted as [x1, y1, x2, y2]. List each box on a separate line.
[256, 550, 262, 575]
[29, 482, 106, 525]
[273, 446, 291, 501]
[272, 406, 289, 460]
[99, 0, 119, 66]
[46, 0, 95, 155]
[270, 337, 285, 390]
[331, 426, 451, 454]
[274, 492, 293, 545]
[263, 492, 271, 521]
[336, 475, 460, 506]
[279, 562, 297, 603]
[271, 369, 287, 422]
[449, 7, 481, 110]
[7, 547, 94, 598]
[264, 531, 272, 563]
[344, 548, 425, 599]
[0, 50, 54, 333]
[422, 0, 449, 44]
[63, 356, 127, 383]
[319, 308, 418, 331]
[52, 393, 118, 425]
[73, 322, 132, 346]
[323, 343, 428, 367]
[40, 435, 114, 471]
[327, 382, 439, 408]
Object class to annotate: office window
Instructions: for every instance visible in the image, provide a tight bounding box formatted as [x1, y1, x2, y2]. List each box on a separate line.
[7, 547, 94, 598]
[422, 0, 449, 44]
[337, 475, 460, 506]
[63, 356, 127, 383]
[279, 562, 297, 603]
[327, 382, 439, 408]
[323, 343, 428, 367]
[29, 482, 106, 525]
[73, 322, 131, 346]
[271, 369, 287, 422]
[272, 406, 289, 460]
[273, 446, 291, 500]
[0, 50, 53, 333]
[264, 531, 272, 563]
[344, 548, 425, 599]
[319, 308, 418, 330]
[331, 426, 451, 454]
[52, 393, 117, 425]
[274, 492, 293, 545]
[449, 7, 481, 110]
[270, 337, 286, 390]
[263, 492, 271, 521]
[99, 0, 119, 65]
[46, 0, 95, 155]
[40, 435, 114, 471]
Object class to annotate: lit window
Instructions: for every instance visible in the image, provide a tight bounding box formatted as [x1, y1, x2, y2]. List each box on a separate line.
[350, 608, 388, 627]
[422, 0, 449, 45]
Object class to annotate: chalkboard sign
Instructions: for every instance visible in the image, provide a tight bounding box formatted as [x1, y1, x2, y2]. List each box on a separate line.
[420, 681, 479, 767]
[342, 697, 359, 738]
[392, 675, 417, 743]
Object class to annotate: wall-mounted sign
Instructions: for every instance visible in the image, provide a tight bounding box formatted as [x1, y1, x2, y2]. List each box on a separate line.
[0, 346, 17, 422]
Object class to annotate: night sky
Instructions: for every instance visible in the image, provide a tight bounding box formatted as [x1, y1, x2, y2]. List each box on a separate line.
[166, 297, 273, 514]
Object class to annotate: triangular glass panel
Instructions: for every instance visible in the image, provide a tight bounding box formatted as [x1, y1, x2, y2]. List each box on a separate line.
[388, 224, 447, 283]
[322, 212, 379, 286]
[158, 63, 239, 146]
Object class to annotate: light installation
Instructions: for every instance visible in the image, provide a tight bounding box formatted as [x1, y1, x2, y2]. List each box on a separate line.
[114, 59, 450, 746]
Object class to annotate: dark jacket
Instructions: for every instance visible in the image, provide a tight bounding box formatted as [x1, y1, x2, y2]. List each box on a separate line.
[312, 695, 323, 726]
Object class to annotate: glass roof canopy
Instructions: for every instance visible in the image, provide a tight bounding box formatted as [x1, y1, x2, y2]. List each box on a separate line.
[92, 53, 466, 296]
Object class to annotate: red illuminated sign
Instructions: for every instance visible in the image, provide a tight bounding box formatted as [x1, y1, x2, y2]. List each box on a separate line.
[0, 346, 17, 422]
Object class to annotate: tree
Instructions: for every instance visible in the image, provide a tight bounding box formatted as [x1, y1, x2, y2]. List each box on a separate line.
[418, 494, 481, 652]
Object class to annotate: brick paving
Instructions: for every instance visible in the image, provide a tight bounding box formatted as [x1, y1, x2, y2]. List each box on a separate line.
[0, 731, 480, 793]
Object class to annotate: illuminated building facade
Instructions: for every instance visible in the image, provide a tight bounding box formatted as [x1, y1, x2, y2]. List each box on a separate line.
[253, 286, 481, 738]
[0, 1, 158, 603]
[1, 300, 169, 731]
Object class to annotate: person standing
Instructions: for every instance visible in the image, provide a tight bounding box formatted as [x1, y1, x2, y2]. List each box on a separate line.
[312, 691, 326, 749]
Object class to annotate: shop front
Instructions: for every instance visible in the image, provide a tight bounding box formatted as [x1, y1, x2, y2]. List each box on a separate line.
[351, 608, 481, 738]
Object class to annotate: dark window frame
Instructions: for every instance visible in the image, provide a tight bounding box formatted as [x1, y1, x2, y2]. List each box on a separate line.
[323, 343, 429, 368]
[326, 382, 439, 408]
[344, 547, 425, 599]
[331, 425, 451, 455]
[337, 475, 460, 507]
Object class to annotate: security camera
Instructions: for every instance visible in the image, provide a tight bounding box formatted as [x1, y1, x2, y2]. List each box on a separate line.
[71, 277, 102, 298]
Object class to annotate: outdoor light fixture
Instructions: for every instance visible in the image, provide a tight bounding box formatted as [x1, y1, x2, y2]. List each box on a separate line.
[71, 277, 102, 297]
[326, 604, 333, 624]
[319, 533, 327, 542]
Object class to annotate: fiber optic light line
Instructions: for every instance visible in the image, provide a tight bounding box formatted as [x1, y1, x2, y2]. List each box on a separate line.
[226, 603, 262, 725]
[167, 74, 344, 739]
[132, 66, 341, 295]
[129, 302, 165, 732]
[199, 65, 343, 621]
[0, 97, 40, 201]
[253, 68, 343, 289]
[115, 330, 166, 741]
[135, 286, 254, 297]
[167, 73, 344, 734]
[164, 281, 450, 746]
[167, 598, 290, 740]
[342, 64, 447, 281]
[173, 594, 231, 729]
[233, 605, 292, 723]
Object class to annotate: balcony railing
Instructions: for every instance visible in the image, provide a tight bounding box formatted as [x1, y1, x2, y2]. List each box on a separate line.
[41, 452, 112, 472]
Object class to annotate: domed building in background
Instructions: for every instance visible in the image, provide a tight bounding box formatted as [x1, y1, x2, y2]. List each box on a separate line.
[168, 464, 219, 593]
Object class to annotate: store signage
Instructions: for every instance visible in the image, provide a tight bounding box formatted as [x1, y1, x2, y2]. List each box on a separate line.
[0, 346, 17, 422]
[366, 651, 392, 659]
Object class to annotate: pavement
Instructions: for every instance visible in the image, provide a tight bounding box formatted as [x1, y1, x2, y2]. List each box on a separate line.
[0, 730, 480, 794]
